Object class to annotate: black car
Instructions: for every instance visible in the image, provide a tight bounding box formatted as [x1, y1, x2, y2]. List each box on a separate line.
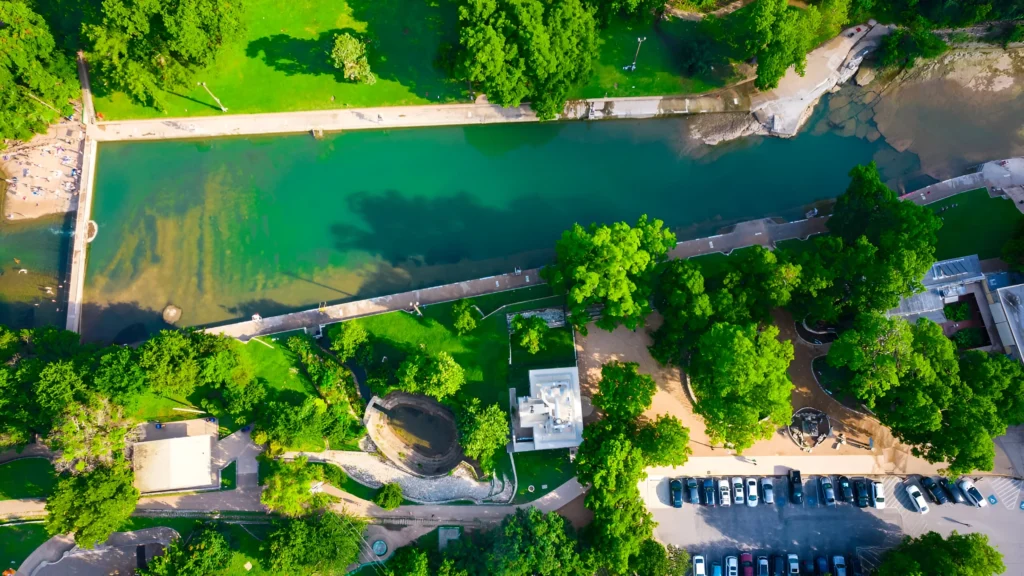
[703, 478, 716, 506]
[815, 556, 829, 575]
[854, 478, 870, 508]
[771, 555, 785, 576]
[789, 470, 803, 504]
[686, 477, 700, 504]
[939, 477, 966, 504]
[922, 476, 949, 505]
[803, 559, 815, 574]
[838, 475, 854, 502]
[670, 479, 683, 508]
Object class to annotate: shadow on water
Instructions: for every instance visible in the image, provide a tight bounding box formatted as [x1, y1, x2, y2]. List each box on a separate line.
[79, 301, 172, 344]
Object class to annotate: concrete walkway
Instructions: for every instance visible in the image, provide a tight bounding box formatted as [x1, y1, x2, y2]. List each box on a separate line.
[902, 157, 1024, 207]
[212, 428, 262, 488]
[670, 217, 828, 259]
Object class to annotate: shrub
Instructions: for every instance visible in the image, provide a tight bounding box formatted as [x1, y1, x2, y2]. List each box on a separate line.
[452, 299, 478, 335]
[374, 482, 404, 510]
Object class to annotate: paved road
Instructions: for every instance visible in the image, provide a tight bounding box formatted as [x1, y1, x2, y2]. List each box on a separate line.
[647, 474, 1024, 575]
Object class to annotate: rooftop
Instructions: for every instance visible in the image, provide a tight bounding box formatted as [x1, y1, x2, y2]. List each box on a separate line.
[132, 435, 216, 494]
[922, 255, 984, 291]
[997, 284, 1024, 362]
[511, 367, 584, 452]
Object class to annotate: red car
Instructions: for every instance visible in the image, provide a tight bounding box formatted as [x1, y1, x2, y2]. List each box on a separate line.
[740, 553, 754, 576]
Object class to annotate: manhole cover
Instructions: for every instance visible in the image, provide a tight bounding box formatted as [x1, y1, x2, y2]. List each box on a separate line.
[372, 540, 388, 556]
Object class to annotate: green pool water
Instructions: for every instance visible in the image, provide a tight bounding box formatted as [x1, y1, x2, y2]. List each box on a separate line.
[80, 107, 924, 342]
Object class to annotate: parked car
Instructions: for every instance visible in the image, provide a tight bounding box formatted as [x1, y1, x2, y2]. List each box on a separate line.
[687, 477, 700, 504]
[838, 475, 854, 502]
[719, 478, 732, 507]
[670, 479, 683, 508]
[733, 477, 745, 502]
[906, 483, 930, 514]
[694, 555, 707, 576]
[771, 555, 786, 576]
[713, 562, 724, 576]
[704, 478, 716, 506]
[787, 554, 800, 575]
[854, 478, 870, 508]
[832, 555, 847, 576]
[939, 477, 966, 504]
[958, 478, 988, 507]
[726, 555, 739, 576]
[790, 470, 803, 504]
[802, 559, 815, 574]
[746, 478, 759, 507]
[757, 556, 770, 576]
[922, 476, 949, 505]
[761, 477, 775, 505]
[815, 557, 828, 575]
[872, 481, 886, 509]
[741, 552, 754, 576]
[819, 476, 836, 507]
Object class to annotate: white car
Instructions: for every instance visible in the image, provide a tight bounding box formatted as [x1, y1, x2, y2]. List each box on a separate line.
[732, 477, 744, 502]
[872, 481, 886, 509]
[906, 484, 930, 514]
[693, 555, 707, 576]
[761, 477, 774, 504]
[958, 478, 988, 507]
[719, 478, 732, 507]
[787, 554, 800, 574]
[757, 556, 770, 576]
[832, 556, 847, 576]
[746, 478, 758, 507]
[726, 556, 739, 576]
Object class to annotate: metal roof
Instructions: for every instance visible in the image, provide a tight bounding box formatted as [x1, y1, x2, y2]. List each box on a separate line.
[922, 255, 984, 289]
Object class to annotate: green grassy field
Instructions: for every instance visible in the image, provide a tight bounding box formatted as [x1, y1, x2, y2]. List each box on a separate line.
[0, 522, 49, 570]
[92, 0, 465, 120]
[931, 188, 1024, 261]
[0, 459, 57, 500]
[220, 462, 237, 490]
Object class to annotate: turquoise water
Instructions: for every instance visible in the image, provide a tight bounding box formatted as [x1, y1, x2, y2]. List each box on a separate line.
[81, 104, 923, 341]
[0, 213, 72, 329]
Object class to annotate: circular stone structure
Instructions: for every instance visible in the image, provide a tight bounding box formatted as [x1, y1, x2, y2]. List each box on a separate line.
[162, 304, 182, 324]
[364, 392, 463, 476]
[788, 407, 832, 450]
[371, 540, 388, 556]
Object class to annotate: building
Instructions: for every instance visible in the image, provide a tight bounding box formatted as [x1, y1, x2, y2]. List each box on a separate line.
[132, 435, 216, 494]
[889, 255, 985, 322]
[510, 367, 584, 452]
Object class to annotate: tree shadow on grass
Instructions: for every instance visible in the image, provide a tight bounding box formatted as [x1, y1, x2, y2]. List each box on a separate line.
[245, 29, 353, 81]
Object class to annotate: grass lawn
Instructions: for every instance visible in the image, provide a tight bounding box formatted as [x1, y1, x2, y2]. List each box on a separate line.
[92, 0, 465, 120]
[509, 449, 576, 504]
[931, 188, 1024, 260]
[220, 462, 237, 490]
[0, 459, 56, 501]
[0, 523, 50, 570]
[575, 17, 727, 99]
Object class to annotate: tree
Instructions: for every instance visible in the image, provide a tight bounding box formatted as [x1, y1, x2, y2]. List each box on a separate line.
[139, 330, 202, 397]
[636, 414, 691, 467]
[374, 482, 404, 510]
[48, 396, 129, 473]
[543, 215, 676, 335]
[45, 463, 139, 548]
[330, 320, 369, 363]
[876, 531, 1004, 576]
[484, 507, 590, 575]
[458, 0, 598, 120]
[510, 314, 549, 354]
[34, 359, 81, 427]
[878, 20, 948, 70]
[262, 511, 366, 573]
[139, 522, 231, 576]
[396, 351, 465, 400]
[746, 0, 849, 90]
[84, 0, 244, 110]
[385, 547, 431, 576]
[650, 260, 713, 366]
[630, 539, 690, 576]
[0, 2, 78, 145]
[592, 361, 656, 423]
[690, 323, 794, 452]
[826, 312, 915, 408]
[452, 299, 478, 335]
[261, 456, 333, 517]
[330, 33, 375, 84]
[92, 346, 147, 409]
[456, 398, 509, 471]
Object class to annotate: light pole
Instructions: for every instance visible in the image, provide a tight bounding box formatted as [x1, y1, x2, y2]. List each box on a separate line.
[630, 36, 647, 71]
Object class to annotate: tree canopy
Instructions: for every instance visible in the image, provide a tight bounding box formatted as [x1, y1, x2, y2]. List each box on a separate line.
[374, 482, 404, 510]
[456, 397, 509, 471]
[510, 314, 549, 354]
[0, 1, 78, 144]
[452, 298, 478, 335]
[45, 463, 139, 548]
[329, 320, 369, 363]
[876, 531, 1005, 576]
[544, 215, 676, 335]
[84, 0, 245, 110]
[260, 456, 334, 517]
[458, 0, 598, 119]
[395, 350, 466, 401]
[744, 0, 849, 90]
[138, 522, 231, 576]
[330, 32, 375, 84]
[262, 511, 366, 573]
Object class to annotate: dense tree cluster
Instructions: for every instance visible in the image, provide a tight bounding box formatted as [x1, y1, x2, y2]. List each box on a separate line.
[374, 481, 404, 510]
[877, 20, 949, 70]
[876, 531, 1005, 576]
[329, 320, 370, 363]
[138, 522, 232, 576]
[261, 456, 336, 517]
[457, 0, 598, 119]
[742, 0, 849, 90]
[262, 510, 366, 573]
[391, 349, 466, 401]
[44, 462, 139, 548]
[543, 215, 676, 335]
[850, 0, 1022, 28]
[829, 315, 1024, 475]
[456, 397, 510, 471]
[575, 361, 690, 573]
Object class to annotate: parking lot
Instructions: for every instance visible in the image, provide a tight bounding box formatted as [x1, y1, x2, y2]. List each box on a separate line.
[644, 474, 1024, 575]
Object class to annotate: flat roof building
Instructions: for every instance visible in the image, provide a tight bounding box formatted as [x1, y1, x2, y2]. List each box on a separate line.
[132, 435, 216, 494]
[510, 367, 583, 452]
[997, 284, 1024, 362]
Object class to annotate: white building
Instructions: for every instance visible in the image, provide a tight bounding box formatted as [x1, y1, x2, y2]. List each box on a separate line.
[510, 367, 584, 452]
[132, 435, 216, 494]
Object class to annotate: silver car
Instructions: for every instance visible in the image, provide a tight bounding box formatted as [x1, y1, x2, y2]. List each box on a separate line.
[746, 478, 759, 507]
[726, 556, 739, 576]
[760, 477, 774, 505]
[819, 476, 836, 507]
